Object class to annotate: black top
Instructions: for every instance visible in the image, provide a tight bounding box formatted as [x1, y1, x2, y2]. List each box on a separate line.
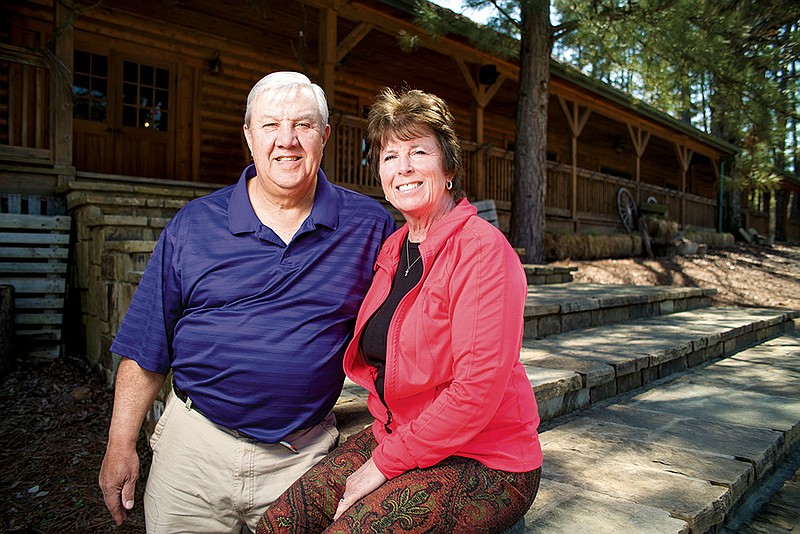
[360, 236, 422, 402]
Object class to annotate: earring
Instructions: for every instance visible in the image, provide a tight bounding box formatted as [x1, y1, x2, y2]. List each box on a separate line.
[446, 180, 453, 191]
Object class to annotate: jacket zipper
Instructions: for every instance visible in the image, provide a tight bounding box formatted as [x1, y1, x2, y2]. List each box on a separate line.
[370, 243, 420, 436]
[370, 254, 397, 434]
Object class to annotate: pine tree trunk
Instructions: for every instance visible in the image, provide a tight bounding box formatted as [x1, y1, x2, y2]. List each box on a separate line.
[709, 79, 742, 235]
[509, 0, 551, 264]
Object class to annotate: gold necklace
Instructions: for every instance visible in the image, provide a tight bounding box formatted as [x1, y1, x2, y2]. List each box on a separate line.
[404, 238, 422, 277]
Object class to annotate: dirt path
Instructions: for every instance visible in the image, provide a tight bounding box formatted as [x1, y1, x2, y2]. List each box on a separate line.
[552, 242, 800, 310]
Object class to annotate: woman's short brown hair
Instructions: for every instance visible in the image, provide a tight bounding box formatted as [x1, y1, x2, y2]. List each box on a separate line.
[365, 88, 465, 201]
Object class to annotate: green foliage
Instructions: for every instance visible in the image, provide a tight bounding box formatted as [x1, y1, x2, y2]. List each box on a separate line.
[552, 0, 800, 190]
[411, 1, 520, 58]
[419, 0, 800, 192]
[734, 136, 784, 192]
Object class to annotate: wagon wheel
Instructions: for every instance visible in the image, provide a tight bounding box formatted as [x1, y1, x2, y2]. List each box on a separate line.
[616, 187, 637, 233]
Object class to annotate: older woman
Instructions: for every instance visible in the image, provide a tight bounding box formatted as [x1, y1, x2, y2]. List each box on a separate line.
[258, 88, 542, 533]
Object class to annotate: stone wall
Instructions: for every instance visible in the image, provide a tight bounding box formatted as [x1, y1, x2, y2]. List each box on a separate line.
[61, 175, 223, 385]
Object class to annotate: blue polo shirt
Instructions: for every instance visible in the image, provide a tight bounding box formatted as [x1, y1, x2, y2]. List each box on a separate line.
[111, 165, 395, 443]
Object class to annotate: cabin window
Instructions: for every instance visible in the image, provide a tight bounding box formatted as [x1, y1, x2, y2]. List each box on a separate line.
[122, 60, 170, 131]
[73, 49, 108, 122]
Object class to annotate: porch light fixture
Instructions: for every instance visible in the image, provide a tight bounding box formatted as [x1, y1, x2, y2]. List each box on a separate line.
[479, 64, 499, 86]
[612, 136, 627, 154]
[209, 51, 222, 76]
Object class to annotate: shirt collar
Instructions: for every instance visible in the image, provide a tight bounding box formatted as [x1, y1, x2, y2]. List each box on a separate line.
[228, 164, 339, 235]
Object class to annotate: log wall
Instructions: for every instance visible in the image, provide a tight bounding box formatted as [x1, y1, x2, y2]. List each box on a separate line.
[6, 0, 727, 206]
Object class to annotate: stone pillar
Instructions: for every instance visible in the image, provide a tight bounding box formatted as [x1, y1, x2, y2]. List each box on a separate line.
[62, 176, 222, 384]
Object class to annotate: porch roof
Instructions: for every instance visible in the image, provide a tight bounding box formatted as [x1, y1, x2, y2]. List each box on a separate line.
[379, 0, 740, 157]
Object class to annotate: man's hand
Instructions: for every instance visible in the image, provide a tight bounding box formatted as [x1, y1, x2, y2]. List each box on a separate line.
[334, 458, 388, 520]
[97, 358, 166, 525]
[99, 444, 139, 525]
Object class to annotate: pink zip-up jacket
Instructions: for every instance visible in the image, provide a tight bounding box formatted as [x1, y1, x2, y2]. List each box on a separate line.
[343, 199, 543, 479]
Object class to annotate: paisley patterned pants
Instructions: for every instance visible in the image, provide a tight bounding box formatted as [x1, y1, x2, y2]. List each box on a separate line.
[257, 426, 541, 534]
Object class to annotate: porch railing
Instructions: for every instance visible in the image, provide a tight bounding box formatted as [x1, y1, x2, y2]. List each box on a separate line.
[289, 113, 720, 232]
[328, 114, 377, 195]
[0, 43, 72, 167]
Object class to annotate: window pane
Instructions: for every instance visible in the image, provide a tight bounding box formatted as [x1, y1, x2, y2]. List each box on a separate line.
[122, 105, 137, 127]
[123, 61, 138, 83]
[120, 59, 171, 131]
[156, 68, 169, 89]
[140, 108, 152, 128]
[73, 73, 90, 95]
[140, 65, 153, 86]
[122, 83, 137, 104]
[155, 89, 169, 110]
[93, 78, 107, 99]
[139, 87, 153, 108]
[74, 50, 90, 73]
[93, 54, 108, 77]
[73, 50, 109, 123]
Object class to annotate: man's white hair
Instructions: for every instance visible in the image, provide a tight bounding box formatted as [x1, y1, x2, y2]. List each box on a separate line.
[244, 71, 329, 127]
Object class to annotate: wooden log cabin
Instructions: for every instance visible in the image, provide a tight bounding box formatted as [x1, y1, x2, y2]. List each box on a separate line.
[1, 0, 746, 370]
[3, 0, 740, 225]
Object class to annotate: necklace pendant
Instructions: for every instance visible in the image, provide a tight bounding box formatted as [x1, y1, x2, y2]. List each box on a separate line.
[404, 267, 410, 277]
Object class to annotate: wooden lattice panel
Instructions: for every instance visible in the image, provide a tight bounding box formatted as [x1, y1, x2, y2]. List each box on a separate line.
[0, 213, 71, 359]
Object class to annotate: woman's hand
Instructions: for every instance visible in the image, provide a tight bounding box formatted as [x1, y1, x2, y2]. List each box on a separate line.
[334, 458, 388, 520]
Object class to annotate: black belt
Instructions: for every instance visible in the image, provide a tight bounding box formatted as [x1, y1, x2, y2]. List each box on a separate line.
[171, 379, 298, 452]
[172, 379, 256, 440]
[172, 380, 192, 407]
[172, 379, 205, 416]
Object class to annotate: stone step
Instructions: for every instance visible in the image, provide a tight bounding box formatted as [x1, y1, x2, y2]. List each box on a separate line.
[524, 283, 717, 340]
[522, 330, 800, 533]
[334, 306, 798, 441]
[523, 307, 798, 424]
[523, 265, 577, 285]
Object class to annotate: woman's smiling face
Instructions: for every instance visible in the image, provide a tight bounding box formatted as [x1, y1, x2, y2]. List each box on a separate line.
[379, 131, 452, 222]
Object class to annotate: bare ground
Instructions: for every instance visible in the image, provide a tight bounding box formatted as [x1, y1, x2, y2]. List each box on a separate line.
[0, 242, 798, 533]
[0, 354, 150, 533]
[552, 242, 800, 311]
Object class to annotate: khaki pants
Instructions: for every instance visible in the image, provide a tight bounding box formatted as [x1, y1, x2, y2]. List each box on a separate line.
[144, 391, 338, 533]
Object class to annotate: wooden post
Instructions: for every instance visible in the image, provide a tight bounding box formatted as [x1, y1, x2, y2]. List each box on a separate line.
[53, 0, 74, 183]
[711, 157, 721, 232]
[318, 11, 374, 179]
[627, 124, 650, 203]
[318, 8, 337, 101]
[558, 96, 591, 229]
[472, 102, 486, 200]
[455, 58, 504, 201]
[674, 143, 693, 227]
[318, 8, 337, 177]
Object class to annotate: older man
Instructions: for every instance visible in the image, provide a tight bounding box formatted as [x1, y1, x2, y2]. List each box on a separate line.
[99, 72, 395, 533]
